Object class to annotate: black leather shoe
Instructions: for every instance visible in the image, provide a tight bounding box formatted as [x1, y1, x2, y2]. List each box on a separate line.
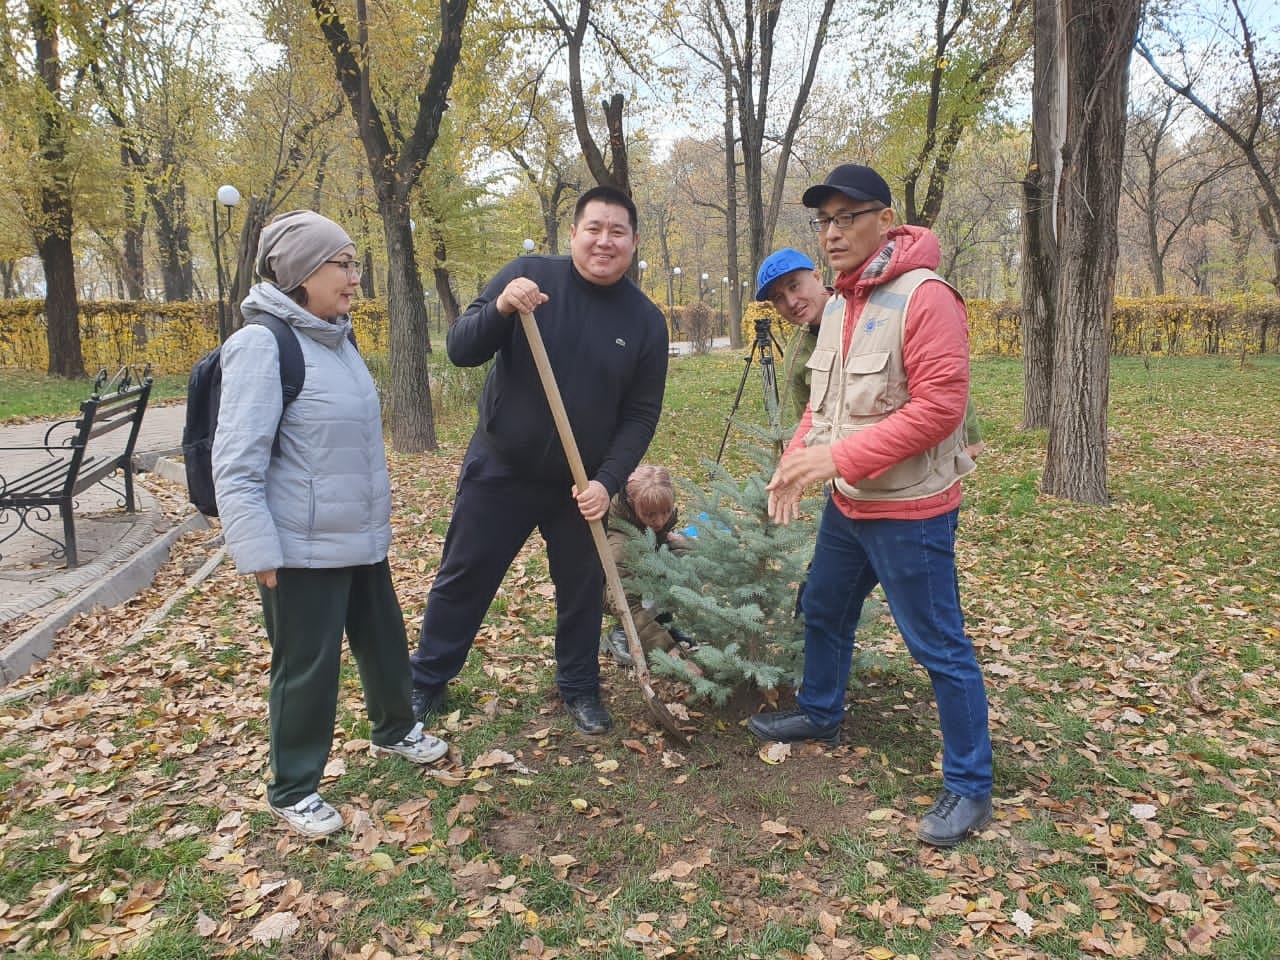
[411, 685, 447, 722]
[747, 708, 840, 746]
[601, 628, 633, 667]
[564, 693, 613, 735]
[917, 790, 993, 847]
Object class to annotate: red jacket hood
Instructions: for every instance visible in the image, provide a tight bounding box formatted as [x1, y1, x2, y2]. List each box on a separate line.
[834, 224, 942, 299]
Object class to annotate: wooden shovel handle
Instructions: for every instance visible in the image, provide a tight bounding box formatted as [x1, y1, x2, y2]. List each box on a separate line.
[515, 312, 649, 676]
[517, 311, 688, 743]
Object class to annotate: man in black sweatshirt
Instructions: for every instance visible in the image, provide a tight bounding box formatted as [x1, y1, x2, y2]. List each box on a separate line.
[410, 186, 669, 735]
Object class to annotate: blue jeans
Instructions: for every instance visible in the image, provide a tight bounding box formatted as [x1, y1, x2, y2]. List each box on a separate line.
[798, 497, 992, 798]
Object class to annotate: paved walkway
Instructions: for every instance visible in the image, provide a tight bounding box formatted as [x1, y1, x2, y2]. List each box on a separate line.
[0, 403, 201, 681]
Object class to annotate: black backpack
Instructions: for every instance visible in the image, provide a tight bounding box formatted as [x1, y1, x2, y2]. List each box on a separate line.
[181, 317, 354, 517]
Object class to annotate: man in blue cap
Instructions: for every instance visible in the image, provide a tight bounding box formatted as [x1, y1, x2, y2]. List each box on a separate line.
[753, 162, 994, 848]
[754, 248, 830, 423]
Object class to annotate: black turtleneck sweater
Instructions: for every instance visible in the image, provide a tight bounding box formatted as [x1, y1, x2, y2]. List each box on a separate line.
[447, 254, 668, 497]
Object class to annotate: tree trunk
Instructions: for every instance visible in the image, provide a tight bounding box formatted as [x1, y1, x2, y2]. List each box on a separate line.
[430, 228, 461, 324]
[121, 150, 146, 300]
[601, 94, 630, 196]
[544, 177, 570, 254]
[554, 0, 631, 199]
[1041, 0, 1140, 505]
[228, 197, 269, 334]
[381, 207, 437, 452]
[433, 265, 460, 323]
[123, 223, 145, 299]
[312, 0, 468, 451]
[151, 172, 194, 301]
[30, 0, 83, 378]
[722, 73, 743, 348]
[40, 228, 84, 378]
[1020, 163, 1056, 430]
[1020, 0, 1065, 431]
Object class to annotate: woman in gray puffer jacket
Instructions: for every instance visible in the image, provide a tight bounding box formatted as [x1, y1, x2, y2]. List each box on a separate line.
[213, 210, 448, 839]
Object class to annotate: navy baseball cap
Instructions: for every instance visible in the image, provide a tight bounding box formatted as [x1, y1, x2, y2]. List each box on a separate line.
[754, 248, 816, 301]
[801, 163, 892, 209]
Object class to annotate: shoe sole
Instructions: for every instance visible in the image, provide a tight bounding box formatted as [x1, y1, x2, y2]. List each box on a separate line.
[370, 741, 449, 764]
[917, 813, 993, 847]
[746, 718, 840, 747]
[269, 805, 344, 839]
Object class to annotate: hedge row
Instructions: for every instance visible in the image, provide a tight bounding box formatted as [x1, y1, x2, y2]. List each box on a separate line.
[741, 295, 1277, 357]
[967, 295, 1279, 357]
[2, 294, 1275, 375]
[0, 299, 393, 376]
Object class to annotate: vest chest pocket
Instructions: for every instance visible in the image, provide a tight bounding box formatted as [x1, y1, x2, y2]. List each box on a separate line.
[805, 348, 837, 415]
[840, 350, 894, 418]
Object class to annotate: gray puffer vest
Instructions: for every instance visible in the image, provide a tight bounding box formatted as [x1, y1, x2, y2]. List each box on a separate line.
[212, 283, 393, 573]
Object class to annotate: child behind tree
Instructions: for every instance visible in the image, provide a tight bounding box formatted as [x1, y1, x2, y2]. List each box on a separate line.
[602, 465, 696, 667]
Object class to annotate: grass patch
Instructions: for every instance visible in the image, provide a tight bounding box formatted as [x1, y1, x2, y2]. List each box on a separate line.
[0, 368, 188, 421]
[1, 352, 1278, 958]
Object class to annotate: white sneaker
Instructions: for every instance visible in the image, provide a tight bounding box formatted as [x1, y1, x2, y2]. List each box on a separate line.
[269, 792, 344, 838]
[371, 722, 449, 764]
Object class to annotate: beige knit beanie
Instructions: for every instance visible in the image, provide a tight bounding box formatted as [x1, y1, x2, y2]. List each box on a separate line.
[256, 210, 353, 292]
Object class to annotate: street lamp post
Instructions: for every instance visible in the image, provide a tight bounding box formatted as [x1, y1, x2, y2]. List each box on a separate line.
[668, 266, 679, 336]
[721, 276, 729, 336]
[672, 267, 683, 335]
[213, 184, 241, 342]
[638, 259, 647, 295]
[523, 238, 535, 254]
[700, 272, 709, 301]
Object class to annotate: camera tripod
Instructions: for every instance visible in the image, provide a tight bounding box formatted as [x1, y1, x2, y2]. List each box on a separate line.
[715, 316, 786, 465]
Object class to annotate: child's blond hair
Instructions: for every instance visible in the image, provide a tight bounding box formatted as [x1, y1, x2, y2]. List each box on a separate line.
[626, 464, 675, 520]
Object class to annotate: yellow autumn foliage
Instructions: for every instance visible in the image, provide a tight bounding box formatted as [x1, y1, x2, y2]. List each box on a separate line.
[735, 295, 1278, 358]
[1, 295, 1274, 374]
[0, 298, 394, 374]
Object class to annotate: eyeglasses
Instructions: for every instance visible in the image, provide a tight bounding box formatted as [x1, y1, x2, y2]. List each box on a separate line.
[808, 207, 884, 233]
[325, 259, 363, 278]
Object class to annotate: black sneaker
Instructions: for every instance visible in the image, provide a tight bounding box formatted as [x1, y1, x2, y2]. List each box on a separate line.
[917, 790, 993, 847]
[601, 627, 633, 667]
[564, 693, 613, 735]
[411, 685, 447, 722]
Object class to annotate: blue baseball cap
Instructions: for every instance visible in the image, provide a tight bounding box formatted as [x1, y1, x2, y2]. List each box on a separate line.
[754, 248, 816, 301]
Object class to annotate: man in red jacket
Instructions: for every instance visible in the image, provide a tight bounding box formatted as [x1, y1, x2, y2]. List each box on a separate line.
[751, 163, 994, 847]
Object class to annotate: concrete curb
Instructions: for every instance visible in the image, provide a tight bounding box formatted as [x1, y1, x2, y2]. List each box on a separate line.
[135, 446, 185, 472]
[0, 510, 211, 685]
[149, 455, 188, 486]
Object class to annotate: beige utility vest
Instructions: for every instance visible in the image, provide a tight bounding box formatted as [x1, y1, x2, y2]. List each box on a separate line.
[803, 268, 975, 502]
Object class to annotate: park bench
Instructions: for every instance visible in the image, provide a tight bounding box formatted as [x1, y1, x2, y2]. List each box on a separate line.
[0, 367, 153, 568]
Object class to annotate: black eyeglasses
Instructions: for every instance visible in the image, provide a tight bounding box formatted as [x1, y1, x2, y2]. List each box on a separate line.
[325, 259, 363, 277]
[808, 207, 884, 233]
